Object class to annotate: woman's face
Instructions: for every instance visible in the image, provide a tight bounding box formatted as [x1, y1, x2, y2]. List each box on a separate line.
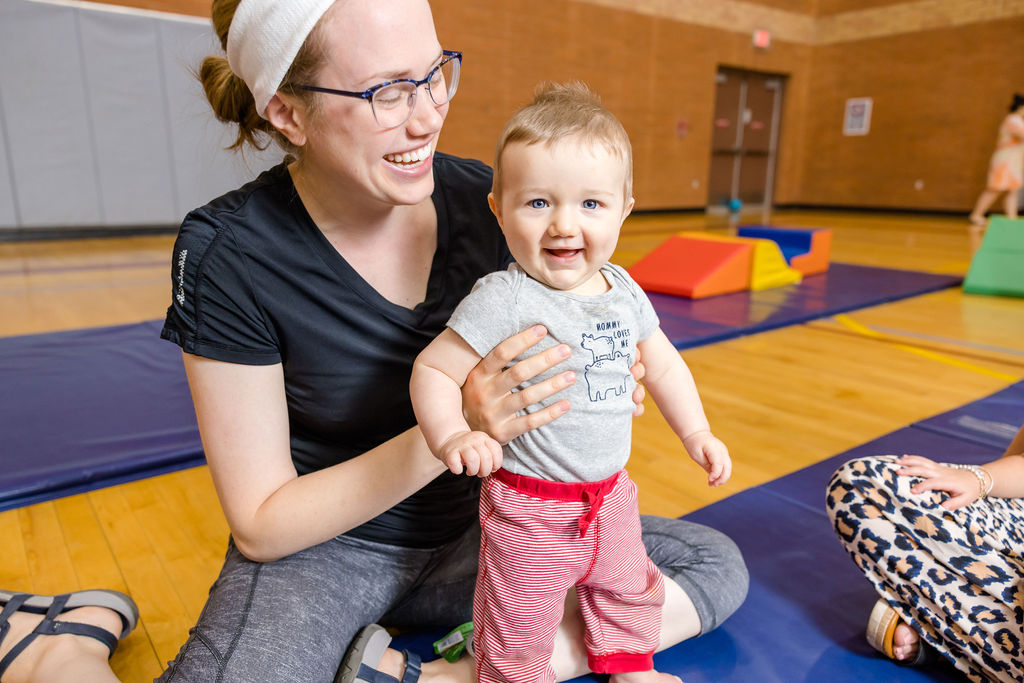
[301, 0, 449, 210]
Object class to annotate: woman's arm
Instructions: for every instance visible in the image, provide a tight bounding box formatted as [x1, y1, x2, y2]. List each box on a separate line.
[1003, 423, 1024, 459]
[898, 423, 1024, 508]
[183, 353, 445, 563]
[990, 423, 1024, 498]
[983, 454, 1024, 499]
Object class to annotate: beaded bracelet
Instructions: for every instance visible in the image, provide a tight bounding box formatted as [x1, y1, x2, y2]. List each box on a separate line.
[946, 463, 994, 500]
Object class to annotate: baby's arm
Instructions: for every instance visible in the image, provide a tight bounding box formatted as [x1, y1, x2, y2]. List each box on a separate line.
[411, 328, 503, 477]
[636, 329, 731, 486]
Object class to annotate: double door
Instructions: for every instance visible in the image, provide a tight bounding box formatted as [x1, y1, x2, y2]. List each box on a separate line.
[707, 68, 786, 211]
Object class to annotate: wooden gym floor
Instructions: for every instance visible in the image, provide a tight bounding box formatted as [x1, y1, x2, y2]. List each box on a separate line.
[1, 210, 1022, 679]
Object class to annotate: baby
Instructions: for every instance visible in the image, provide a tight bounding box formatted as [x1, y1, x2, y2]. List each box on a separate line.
[411, 82, 730, 683]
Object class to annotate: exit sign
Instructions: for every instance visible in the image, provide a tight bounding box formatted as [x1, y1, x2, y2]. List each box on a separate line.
[753, 29, 771, 49]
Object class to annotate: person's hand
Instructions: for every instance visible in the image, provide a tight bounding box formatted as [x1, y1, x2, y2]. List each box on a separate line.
[896, 454, 981, 510]
[461, 325, 575, 444]
[683, 430, 732, 486]
[438, 430, 503, 477]
[630, 347, 646, 417]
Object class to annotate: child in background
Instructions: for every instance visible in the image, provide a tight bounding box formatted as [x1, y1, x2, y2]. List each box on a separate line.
[969, 92, 1024, 227]
[410, 82, 731, 683]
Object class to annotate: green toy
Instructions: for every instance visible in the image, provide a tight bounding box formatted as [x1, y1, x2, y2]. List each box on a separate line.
[963, 216, 1024, 298]
[433, 622, 474, 662]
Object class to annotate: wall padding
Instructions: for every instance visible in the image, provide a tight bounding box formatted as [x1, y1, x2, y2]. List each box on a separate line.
[0, 0, 279, 231]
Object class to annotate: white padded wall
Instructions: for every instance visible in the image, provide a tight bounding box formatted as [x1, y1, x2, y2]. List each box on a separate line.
[159, 19, 282, 219]
[79, 9, 178, 224]
[0, 0, 282, 231]
[0, 1, 102, 227]
[0, 91, 18, 227]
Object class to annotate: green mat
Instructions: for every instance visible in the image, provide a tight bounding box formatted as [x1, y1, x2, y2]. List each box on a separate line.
[963, 215, 1024, 297]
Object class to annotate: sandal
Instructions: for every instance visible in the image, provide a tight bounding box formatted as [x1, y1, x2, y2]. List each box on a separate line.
[335, 624, 422, 683]
[0, 589, 139, 677]
[865, 598, 934, 666]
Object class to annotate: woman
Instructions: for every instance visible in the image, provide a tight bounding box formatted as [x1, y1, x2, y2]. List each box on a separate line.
[0, 1, 747, 681]
[826, 423, 1024, 681]
[969, 93, 1024, 227]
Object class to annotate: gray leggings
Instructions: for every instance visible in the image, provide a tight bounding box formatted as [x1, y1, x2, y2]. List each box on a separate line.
[157, 515, 747, 682]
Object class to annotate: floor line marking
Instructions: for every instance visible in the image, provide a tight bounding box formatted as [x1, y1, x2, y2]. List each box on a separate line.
[833, 314, 1021, 383]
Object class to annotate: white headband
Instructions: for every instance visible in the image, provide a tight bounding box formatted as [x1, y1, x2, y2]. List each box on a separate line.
[226, 0, 337, 119]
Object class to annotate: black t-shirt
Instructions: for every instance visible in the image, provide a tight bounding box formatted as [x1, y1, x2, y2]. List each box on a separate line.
[161, 153, 511, 548]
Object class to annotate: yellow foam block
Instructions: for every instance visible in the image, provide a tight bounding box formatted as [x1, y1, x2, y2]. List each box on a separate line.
[677, 232, 802, 291]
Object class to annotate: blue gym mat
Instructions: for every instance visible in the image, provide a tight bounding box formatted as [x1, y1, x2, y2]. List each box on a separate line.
[0, 263, 963, 511]
[0, 320, 203, 512]
[391, 381, 1022, 681]
[652, 262, 962, 350]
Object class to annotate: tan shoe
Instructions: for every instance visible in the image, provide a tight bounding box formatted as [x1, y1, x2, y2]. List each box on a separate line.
[865, 598, 933, 667]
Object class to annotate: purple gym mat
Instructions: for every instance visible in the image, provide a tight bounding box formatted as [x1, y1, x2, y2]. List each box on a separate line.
[0, 320, 202, 512]
[652, 262, 962, 350]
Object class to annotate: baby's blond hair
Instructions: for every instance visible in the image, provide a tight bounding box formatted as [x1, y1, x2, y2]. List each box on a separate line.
[492, 81, 633, 201]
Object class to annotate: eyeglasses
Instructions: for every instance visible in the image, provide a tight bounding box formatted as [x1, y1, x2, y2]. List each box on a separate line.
[296, 50, 462, 130]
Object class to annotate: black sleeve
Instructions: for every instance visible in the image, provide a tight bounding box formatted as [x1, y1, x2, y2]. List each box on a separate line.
[160, 210, 281, 365]
[434, 153, 512, 271]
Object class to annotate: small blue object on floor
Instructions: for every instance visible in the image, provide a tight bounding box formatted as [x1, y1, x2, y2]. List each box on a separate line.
[0, 320, 202, 512]
[652, 262, 961, 350]
[393, 381, 1023, 681]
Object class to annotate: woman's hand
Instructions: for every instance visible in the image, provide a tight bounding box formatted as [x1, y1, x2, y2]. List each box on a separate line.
[461, 325, 574, 444]
[461, 325, 649, 443]
[630, 346, 646, 417]
[896, 454, 981, 511]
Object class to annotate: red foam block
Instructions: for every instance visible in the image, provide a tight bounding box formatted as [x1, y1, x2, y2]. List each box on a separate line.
[628, 235, 752, 299]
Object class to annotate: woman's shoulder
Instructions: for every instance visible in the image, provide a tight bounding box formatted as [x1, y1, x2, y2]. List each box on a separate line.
[189, 162, 291, 223]
[433, 152, 493, 192]
[176, 163, 293, 252]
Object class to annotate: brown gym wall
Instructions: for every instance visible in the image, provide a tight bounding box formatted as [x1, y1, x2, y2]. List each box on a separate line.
[96, 0, 1024, 213]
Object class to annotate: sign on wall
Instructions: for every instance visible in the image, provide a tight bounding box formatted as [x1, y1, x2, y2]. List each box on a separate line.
[843, 97, 873, 136]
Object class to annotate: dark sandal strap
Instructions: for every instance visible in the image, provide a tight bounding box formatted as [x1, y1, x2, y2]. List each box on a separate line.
[36, 619, 118, 655]
[0, 593, 119, 678]
[357, 662, 400, 683]
[400, 650, 422, 683]
[354, 649, 422, 683]
[0, 594, 33, 677]
[0, 595, 28, 642]
[895, 638, 936, 667]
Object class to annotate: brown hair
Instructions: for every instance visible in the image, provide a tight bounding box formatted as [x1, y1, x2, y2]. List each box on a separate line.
[198, 0, 329, 154]
[492, 81, 633, 201]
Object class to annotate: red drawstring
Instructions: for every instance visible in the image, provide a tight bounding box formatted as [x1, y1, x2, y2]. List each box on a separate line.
[578, 488, 607, 537]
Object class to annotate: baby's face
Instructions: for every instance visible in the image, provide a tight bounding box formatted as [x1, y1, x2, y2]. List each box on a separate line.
[489, 137, 633, 295]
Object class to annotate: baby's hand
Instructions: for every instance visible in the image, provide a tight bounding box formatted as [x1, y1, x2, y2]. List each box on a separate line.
[438, 431, 503, 477]
[682, 431, 732, 487]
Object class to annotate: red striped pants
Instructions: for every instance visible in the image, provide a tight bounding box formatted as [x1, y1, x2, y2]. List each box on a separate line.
[473, 469, 664, 683]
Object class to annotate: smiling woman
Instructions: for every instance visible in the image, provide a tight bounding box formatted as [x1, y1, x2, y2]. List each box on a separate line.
[0, 1, 747, 681]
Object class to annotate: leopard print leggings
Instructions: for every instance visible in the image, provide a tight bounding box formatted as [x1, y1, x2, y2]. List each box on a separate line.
[826, 456, 1024, 682]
